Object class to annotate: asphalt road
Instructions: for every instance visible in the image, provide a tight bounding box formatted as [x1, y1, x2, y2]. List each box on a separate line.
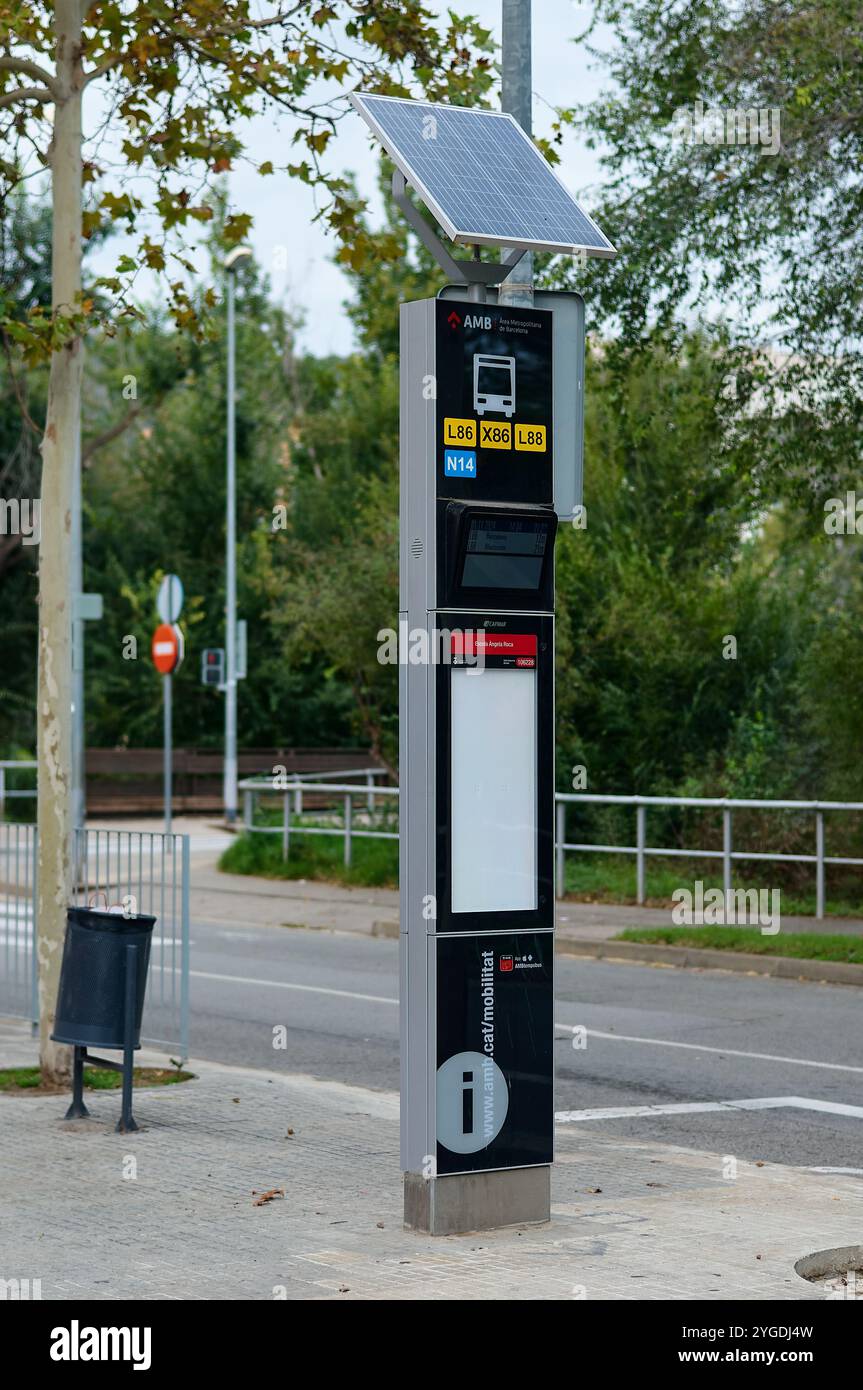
[179, 918, 863, 1171]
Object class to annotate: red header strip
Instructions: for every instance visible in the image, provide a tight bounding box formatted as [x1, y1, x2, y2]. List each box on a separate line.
[450, 632, 537, 658]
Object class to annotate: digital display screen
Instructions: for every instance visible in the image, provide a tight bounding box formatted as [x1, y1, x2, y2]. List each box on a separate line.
[461, 517, 550, 590]
[451, 666, 536, 912]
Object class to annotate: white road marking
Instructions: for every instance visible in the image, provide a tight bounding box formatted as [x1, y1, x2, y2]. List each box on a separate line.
[189, 971, 861, 1079]
[190, 968, 398, 1007]
[555, 1095, 863, 1123]
[555, 1022, 863, 1075]
[0, 930, 185, 950]
[804, 1166, 863, 1176]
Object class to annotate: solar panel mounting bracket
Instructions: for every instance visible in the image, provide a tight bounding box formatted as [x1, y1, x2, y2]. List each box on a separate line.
[392, 170, 526, 292]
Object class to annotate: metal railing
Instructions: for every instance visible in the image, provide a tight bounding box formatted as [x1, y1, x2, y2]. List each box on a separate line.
[72, 829, 190, 1059]
[0, 822, 38, 1028]
[0, 825, 189, 1059]
[555, 794, 863, 919]
[240, 783, 863, 920]
[0, 761, 37, 817]
[240, 783, 397, 867]
[240, 766, 388, 823]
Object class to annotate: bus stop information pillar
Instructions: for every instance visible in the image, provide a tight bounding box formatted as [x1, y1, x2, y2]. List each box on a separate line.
[400, 297, 558, 1233]
[346, 89, 616, 1236]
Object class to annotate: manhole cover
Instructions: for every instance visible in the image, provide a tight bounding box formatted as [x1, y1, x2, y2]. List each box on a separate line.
[795, 1245, 863, 1298]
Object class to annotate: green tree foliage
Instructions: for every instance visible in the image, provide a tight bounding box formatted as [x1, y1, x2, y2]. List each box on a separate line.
[555, 332, 804, 798]
[3, 3, 862, 823]
[266, 163, 446, 767]
[0, 197, 49, 744]
[0, 1, 496, 354]
[81, 236, 357, 749]
[568, 1, 861, 348]
[554, 0, 863, 502]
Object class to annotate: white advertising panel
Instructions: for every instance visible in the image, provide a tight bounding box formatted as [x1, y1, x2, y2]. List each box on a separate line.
[451, 666, 537, 913]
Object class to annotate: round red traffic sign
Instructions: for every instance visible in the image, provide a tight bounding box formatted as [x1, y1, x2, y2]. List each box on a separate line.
[151, 623, 183, 675]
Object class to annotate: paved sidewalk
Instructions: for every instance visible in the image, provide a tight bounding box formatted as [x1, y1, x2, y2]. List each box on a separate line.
[191, 854, 399, 934]
[86, 816, 234, 854]
[0, 1019, 859, 1300]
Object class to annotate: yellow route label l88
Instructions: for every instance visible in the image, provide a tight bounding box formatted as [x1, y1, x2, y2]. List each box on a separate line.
[514, 423, 547, 453]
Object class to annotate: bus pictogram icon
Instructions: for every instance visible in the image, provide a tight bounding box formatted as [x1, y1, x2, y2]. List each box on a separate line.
[474, 353, 516, 418]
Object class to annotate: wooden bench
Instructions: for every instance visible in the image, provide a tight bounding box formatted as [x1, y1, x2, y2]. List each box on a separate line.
[85, 747, 387, 815]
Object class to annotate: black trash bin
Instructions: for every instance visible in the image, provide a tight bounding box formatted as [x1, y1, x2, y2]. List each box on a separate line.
[52, 905, 156, 1050]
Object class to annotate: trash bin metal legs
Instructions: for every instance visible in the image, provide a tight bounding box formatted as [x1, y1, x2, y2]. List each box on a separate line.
[117, 942, 139, 1133]
[64, 1045, 91, 1121]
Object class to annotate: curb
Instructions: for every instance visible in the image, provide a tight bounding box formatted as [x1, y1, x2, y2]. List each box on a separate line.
[361, 920, 863, 986]
[555, 936, 863, 986]
[372, 920, 399, 939]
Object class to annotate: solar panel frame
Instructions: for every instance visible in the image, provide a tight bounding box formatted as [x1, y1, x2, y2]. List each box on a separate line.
[350, 92, 616, 259]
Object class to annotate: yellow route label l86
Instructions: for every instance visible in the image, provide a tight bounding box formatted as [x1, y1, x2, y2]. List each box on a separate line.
[443, 417, 476, 447]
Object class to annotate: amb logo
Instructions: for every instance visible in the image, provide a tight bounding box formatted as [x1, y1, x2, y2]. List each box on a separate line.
[463, 313, 493, 329]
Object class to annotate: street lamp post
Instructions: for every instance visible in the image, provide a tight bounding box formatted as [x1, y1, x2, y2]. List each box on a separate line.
[223, 245, 252, 824]
[500, 0, 534, 308]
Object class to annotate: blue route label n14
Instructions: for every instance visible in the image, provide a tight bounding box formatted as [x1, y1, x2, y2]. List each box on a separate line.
[444, 449, 476, 479]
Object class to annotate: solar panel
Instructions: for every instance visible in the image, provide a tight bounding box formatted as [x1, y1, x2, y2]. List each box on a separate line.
[350, 92, 615, 259]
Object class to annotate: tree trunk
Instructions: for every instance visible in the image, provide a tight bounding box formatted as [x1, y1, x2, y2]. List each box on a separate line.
[37, 0, 83, 1082]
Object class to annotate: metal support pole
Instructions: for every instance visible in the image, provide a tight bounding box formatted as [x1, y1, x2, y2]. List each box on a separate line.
[30, 825, 39, 1035]
[163, 674, 172, 836]
[224, 269, 238, 824]
[117, 943, 139, 1133]
[344, 793, 353, 868]
[180, 833, 190, 1064]
[816, 810, 825, 920]
[243, 788, 252, 829]
[723, 807, 732, 899]
[556, 800, 565, 898]
[366, 772, 374, 815]
[500, 0, 534, 307]
[636, 803, 646, 904]
[0, 765, 5, 819]
[64, 1044, 90, 1120]
[71, 421, 85, 832]
[282, 794, 290, 862]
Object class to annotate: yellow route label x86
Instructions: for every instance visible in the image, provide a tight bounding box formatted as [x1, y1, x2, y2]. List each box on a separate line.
[479, 420, 512, 450]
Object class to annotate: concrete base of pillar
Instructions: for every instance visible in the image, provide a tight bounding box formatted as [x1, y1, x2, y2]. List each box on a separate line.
[404, 1165, 550, 1236]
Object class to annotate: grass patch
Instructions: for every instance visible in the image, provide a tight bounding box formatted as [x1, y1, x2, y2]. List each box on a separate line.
[615, 926, 863, 964]
[0, 1065, 195, 1095]
[220, 834, 863, 921]
[562, 853, 863, 919]
[220, 824, 398, 889]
